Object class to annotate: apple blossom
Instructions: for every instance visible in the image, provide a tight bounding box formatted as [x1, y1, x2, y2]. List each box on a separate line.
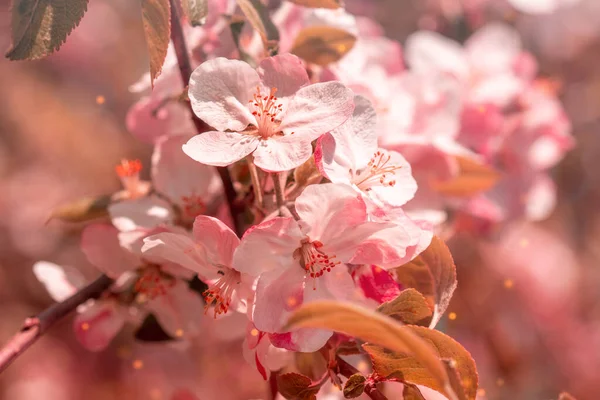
[182, 53, 354, 172]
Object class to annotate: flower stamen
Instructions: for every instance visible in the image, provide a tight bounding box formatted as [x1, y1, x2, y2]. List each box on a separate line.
[203, 268, 241, 317]
[249, 86, 283, 139]
[352, 151, 402, 191]
[297, 240, 340, 289]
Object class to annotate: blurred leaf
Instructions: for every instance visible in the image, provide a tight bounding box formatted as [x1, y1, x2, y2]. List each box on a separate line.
[284, 301, 458, 400]
[364, 326, 478, 400]
[287, 0, 342, 8]
[229, 16, 255, 65]
[294, 155, 321, 188]
[141, 0, 171, 87]
[431, 156, 500, 197]
[377, 288, 433, 326]
[295, 351, 327, 380]
[236, 0, 279, 54]
[181, 0, 208, 26]
[47, 195, 111, 224]
[291, 26, 356, 66]
[343, 373, 366, 398]
[394, 236, 457, 328]
[277, 372, 318, 400]
[134, 314, 175, 342]
[403, 384, 427, 400]
[6, 0, 89, 60]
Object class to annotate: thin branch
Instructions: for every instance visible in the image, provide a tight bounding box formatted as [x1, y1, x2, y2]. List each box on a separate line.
[0, 274, 113, 374]
[336, 356, 389, 400]
[168, 0, 244, 236]
[272, 172, 286, 216]
[247, 156, 264, 210]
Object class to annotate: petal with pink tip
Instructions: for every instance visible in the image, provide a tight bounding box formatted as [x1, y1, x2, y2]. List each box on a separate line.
[279, 81, 354, 141]
[192, 215, 239, 268]
[81, 224, 140, 278]
[233, 217, 304, 277]
[182, 131, 259, 167]
[365, 150, 418, 207]
[188, 58, 259, 131]
[258, 53, 309, 98]
[74, 300, 126, 352]
[252, 135, 313, 172]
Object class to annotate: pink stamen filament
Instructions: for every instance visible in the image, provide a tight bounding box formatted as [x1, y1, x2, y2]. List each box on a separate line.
[249, 86, 283, 139]
[203, 269, 241, 317]
[298, 240, 340, 289]
[352, 151, 402, 191]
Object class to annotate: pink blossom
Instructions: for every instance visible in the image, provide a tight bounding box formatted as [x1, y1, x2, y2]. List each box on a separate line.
[316, 95, 417, 208]
[243, 322, 291, 380]
[142, 215, 254, 317]
[182, 53, 354, 172]
[232, 183, 431, 351]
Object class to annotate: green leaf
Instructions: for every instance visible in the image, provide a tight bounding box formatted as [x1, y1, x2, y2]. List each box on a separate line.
[6, 0, 89, 60]
[236, 0, 279, 55]
[343, 373, 366, 398]
[277, 372, 319, 400]
[46, 194, 111, 224]
[181, 0, 208, 26]
[291, 26, 356, 66]
[287, 0, 342, 8]
[141, 0, 171, 87]
[363, 326, 478, 400]
[377, 288, 433, 327]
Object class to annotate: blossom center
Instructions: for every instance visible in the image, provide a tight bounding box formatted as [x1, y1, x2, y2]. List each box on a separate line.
[249, 86, 284, 139]
[115, 159, 145, 199]
[134, 267, 176, 300]
[352, 151, 402, 191]
[180, 192, 206, 219]
[296, 240, 340, 279]
[203, 268, 241, 317]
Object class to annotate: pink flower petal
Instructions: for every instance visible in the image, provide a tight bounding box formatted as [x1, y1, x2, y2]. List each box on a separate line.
[366, 150, 418, 207]
[188, 58, 259, 131]
[252, 135, 313, 172]
[146, 280, 205, 338]
[257, 53, 309, 98]
[465, 22, 521, 77]
[152, 135, 221, 211]
[182, 131, 259, 167]
[353, 265, 401, 304]
[192, 215, 240, 268]
[233, 217, 304, 277]
[74, 300, 126, 352]
[108, 195, 174, 232]
[33, 261, 82, 302]
[405, 31, 468, 80]
[279, 81, 354, 140]
[81, 224, 140, 278]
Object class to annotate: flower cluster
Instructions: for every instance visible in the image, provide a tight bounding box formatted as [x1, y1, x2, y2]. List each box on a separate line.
[31, 1, 573, 398]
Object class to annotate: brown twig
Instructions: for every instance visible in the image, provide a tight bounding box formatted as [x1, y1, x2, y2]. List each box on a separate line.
[168, 0, 244, 236]
[0, 274, 113, 374]
[336, 356, 389, 400]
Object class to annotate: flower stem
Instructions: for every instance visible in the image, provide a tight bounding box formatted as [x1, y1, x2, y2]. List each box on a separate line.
[272, 172, 286, 215]
[336, 356, 389, 400]
[0, 274, 113, 374]
[168, 0, 244, 236]
[247, 156, 264, 209]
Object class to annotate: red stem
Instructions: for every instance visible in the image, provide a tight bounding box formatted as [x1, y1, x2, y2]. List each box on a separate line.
[168, 0, 244, 236]
[0, 274, 113, 374]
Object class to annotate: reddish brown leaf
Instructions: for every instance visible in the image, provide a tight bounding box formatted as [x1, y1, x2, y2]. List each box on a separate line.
[403, 384, 427, 400]
[364, 326, 478, 400]
[291, 26, 356, 66]
[141, 0, 171, 87]
[295, 351, 327, 381]
[431, 156, 500, 197]
[236, 0, 279, 53]
[377, 288, 433, 326]
[343, 374, 366, 398]
[284, 301, 458, 400]
[394, 236, 457, 328]
[287, 0, 342, 8]
[277, 372, 318, 400]
[6, 0, 89, 60]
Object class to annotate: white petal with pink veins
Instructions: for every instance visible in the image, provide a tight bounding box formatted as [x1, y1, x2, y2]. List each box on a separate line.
[183, 131, 259, 167]
[108, 195, 174, 232]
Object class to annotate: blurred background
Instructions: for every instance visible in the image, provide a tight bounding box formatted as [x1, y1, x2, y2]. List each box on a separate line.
[1, 0, 600, 399]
